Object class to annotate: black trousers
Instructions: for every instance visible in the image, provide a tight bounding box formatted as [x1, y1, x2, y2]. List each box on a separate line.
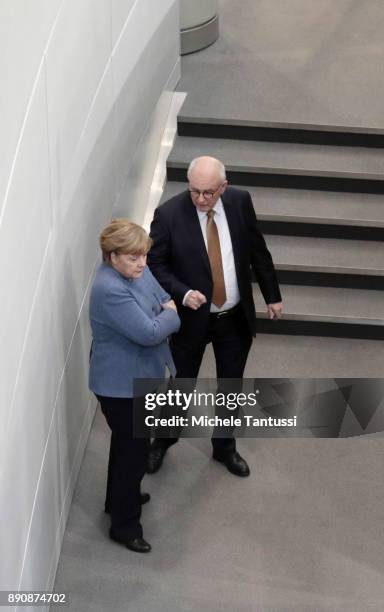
[155, 303, 253, 456]
[97, 395, 150, 539]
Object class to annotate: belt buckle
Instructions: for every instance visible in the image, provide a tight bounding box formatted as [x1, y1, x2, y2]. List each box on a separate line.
[216, 309, 228, 318]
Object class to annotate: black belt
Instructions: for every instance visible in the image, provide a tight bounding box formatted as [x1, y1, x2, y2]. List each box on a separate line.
[209, 303, 242, 319]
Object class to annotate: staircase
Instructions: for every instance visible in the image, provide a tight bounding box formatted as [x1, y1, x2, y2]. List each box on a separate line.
[161, 112, 384, 341]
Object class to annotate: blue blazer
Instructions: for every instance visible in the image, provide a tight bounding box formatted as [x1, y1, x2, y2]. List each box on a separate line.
[89, 262, 180, 397]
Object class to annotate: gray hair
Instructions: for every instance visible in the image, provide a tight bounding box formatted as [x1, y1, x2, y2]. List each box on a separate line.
[187, 156, 227, 182]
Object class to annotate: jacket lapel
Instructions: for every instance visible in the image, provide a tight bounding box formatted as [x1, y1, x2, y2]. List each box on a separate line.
[221, 190, 242, 266]
[183, 194, 211, 274]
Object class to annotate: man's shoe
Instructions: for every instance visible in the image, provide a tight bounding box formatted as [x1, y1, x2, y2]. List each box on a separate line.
[105, 492, 150, 514]
[109, 530, 151, 553]
[140, 492, 151, 505]
[147, 443, 168, 474]
[213, 451, 250, 477]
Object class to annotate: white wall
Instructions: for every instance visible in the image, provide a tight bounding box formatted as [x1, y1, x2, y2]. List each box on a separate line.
[0, 0, 180, 600]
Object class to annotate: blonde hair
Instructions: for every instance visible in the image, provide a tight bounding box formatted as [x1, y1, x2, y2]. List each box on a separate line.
[100, 219, 152, 262]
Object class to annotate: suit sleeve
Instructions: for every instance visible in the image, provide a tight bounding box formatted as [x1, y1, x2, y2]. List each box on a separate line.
[102, 286, 180, 347]
[148, 206, 191, 303]
[245, 191, 282, 304]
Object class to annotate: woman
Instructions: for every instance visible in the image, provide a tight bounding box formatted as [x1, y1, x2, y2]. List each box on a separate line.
[89, 219, 180, 553]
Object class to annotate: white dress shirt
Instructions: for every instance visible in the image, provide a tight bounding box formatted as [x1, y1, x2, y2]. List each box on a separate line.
[183, 198, 241, 312]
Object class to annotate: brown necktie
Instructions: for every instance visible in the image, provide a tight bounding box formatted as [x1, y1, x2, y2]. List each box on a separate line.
[207, 210, 227, 307]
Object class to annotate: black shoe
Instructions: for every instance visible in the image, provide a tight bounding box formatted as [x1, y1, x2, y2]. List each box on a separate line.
[105, 492, 150, 514]
[109, 530, 151, 553]
[147, 443, 168, 474]
[213, 451, 250, 477]
[140, 492, 151, 505]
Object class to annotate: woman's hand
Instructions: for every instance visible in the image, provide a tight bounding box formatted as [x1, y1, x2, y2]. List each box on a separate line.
[162, 299, 178, 312]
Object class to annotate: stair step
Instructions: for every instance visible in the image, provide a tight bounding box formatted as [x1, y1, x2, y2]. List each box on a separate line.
[167, 136, 384, 193]
[268, 235, 384, 274]
[266, 235, 384, 290]
[161, 182, 384, 240]
[253, 284, 384, 340]
[178, 116, 384, 148]
[255, 283, 384, 323]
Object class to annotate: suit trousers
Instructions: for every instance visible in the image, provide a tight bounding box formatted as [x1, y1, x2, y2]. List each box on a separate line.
[155, 303, 253, 456]
[97, 395, 150, 539]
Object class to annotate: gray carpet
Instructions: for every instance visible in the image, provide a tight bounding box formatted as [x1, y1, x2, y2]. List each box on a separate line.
[178, 0, 384, 129]
[53, 337, 384, 612]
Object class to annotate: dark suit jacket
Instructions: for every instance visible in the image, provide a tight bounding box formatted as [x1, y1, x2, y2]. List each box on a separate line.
[148, 186, 281, 349]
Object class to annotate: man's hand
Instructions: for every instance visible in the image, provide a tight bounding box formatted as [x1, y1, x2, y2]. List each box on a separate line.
[184, 290, 207, 310]
[162, 299, 178, 312]
[267, 302, 283, 320]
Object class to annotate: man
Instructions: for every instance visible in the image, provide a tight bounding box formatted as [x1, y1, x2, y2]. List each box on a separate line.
[147, 156, 282, 477]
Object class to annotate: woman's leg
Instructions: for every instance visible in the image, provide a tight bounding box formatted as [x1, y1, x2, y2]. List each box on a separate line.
[97, 395, 149, 539]
[104, 431, 116, 513]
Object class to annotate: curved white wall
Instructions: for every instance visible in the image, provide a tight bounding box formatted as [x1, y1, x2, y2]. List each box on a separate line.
[0, 0, 179, 596]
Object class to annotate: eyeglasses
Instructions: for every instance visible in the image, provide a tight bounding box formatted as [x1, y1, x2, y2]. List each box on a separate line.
[189, 183, 224, 200]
